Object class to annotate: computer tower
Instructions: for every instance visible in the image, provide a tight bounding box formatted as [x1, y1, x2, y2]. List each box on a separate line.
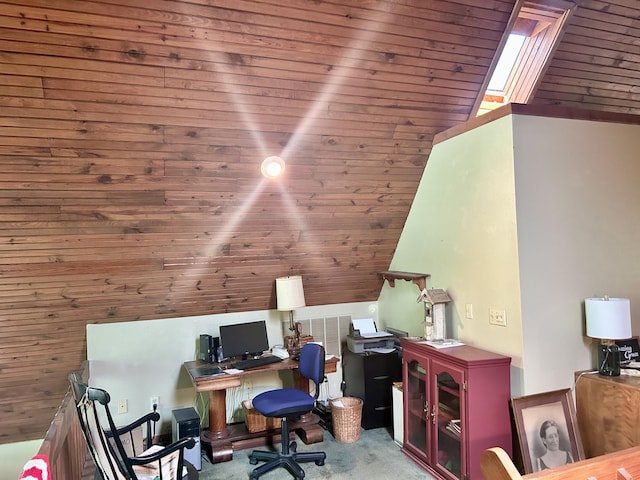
[199, 334, 220, 363]
[172, 407, 201, 470]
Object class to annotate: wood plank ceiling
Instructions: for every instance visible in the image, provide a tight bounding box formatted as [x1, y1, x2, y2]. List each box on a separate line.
[1, 0, 639, 443]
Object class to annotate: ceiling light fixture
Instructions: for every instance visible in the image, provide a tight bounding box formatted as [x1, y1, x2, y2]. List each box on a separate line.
[261, 156, 285, 179]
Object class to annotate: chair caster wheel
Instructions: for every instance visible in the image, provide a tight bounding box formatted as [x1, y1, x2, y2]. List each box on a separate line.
[249, 458, 258, 465]
[290, 441, 297, 452]
[315, 459, 325, 466]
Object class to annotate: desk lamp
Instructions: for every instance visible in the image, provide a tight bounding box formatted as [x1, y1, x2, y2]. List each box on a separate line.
[276, 275, 306, 357]
[586, 296, 632, 376]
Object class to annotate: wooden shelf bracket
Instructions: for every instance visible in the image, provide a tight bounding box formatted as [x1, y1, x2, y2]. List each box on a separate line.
[379, 271, 430, 292]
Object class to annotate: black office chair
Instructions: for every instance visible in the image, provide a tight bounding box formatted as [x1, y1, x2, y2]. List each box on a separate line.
[68, 371, 197, 480]
[248, 342, 327, 480]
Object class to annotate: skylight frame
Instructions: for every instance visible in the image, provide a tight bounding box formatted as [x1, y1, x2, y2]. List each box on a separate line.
[472, 0, 577, 117]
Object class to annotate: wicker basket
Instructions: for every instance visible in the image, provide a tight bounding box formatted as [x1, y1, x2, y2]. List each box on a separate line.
[242, 400, 281, 433]
[330, 397, 363, 443]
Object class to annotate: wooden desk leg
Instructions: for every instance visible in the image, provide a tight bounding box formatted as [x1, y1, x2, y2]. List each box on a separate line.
[292, 368, 314, 423]
[201, 389, 233, 463]
[291, 414, 325, 444]
[205, 389, 228, 440]
[290, 369, 325, 444]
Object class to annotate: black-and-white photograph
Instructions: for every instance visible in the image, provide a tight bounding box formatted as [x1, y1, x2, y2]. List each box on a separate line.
[522, 404, 573, 471]
[511, 388, 584, 474]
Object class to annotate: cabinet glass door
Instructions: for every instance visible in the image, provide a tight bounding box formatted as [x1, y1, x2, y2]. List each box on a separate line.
[433, 361, 465, 479]
[405, 358, 428, 453]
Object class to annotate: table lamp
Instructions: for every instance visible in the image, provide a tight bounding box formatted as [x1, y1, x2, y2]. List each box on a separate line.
[276, 275, 306, 357]
[585, 296, 632, 376]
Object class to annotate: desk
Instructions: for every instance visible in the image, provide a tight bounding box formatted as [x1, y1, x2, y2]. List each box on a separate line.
[184, 356, 338, 463]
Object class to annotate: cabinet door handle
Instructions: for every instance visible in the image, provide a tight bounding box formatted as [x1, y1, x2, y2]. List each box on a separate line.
[373, 375, 390, 381]
[431, 405, 437, 425]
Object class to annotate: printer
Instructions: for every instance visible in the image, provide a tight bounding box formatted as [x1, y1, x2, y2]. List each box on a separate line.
[346, 318, 397, 354]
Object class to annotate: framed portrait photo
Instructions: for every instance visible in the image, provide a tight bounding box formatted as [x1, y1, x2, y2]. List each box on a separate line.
[511, 388, 584, 474]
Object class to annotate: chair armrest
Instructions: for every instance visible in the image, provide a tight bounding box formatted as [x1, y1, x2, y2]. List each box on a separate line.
[109, 411, 160, 436]
[105, 412, 160, 455]
[480, 447, 522, 480]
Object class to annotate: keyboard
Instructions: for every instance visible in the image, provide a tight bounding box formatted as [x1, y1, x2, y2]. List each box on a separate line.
[232, 355, 283, 370]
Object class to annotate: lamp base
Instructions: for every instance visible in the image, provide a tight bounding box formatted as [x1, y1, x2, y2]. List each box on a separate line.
[284, 334, 314, 359]
[597, 343, 621, 376]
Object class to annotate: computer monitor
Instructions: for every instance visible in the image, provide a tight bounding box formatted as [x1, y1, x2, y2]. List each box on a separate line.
[219, 320, 269, 360]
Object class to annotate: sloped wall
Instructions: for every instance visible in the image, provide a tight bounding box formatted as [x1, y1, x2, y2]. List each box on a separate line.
[379, 113, 524, 393]
[380, 106, 640, 396]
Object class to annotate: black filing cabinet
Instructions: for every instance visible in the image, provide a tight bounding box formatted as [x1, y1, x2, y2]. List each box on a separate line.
[341, 347, 402, 429]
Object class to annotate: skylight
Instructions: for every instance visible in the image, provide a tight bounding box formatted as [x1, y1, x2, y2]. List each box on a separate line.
[473, 0, 577, 117]
[487, 34, 526, 93]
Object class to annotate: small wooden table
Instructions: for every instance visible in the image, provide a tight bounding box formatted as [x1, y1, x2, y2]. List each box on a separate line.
[184, 356, 338, 463]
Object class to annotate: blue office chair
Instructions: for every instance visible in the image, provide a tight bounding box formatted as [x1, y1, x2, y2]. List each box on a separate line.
[248, 342, 327, 480]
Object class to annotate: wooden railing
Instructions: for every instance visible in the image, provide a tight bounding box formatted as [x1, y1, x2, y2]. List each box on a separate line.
[35, 362, 93, 480]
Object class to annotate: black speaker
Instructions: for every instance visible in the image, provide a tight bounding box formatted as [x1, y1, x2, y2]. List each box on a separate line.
[199, 334, 220, 363]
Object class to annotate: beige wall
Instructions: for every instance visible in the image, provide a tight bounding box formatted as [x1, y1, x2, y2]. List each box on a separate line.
[514, 115, 640, 393]
[380, 112, 640, 396]
[87, 301, 376, 434]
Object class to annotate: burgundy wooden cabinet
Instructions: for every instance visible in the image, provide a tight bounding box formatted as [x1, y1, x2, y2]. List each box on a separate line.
[400, 339, 512, 480]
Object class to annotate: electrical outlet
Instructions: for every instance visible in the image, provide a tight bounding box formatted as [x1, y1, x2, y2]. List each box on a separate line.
[150, 396, 159, 411]
[489, 307, 507, 326]
[117, 399, 128, 414]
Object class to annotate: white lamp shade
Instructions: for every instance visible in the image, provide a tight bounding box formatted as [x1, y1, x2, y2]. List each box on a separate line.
[276, 276, 306, 311]
[585, 297, 632, 340]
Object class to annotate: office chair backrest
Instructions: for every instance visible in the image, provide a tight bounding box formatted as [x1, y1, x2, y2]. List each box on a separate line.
[298, 343, 325, 399]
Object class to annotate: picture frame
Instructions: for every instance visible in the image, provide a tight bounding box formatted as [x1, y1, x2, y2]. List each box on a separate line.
[511, 388, 584, 473]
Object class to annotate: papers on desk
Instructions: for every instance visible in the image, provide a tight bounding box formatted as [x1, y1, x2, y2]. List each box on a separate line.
[420, 339, 464, 349]
[189, 365, 243, 378]
[189, 365, 225, 378]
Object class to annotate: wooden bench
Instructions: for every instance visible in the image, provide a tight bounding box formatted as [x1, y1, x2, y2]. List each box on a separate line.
[481, 446, 640, 480]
